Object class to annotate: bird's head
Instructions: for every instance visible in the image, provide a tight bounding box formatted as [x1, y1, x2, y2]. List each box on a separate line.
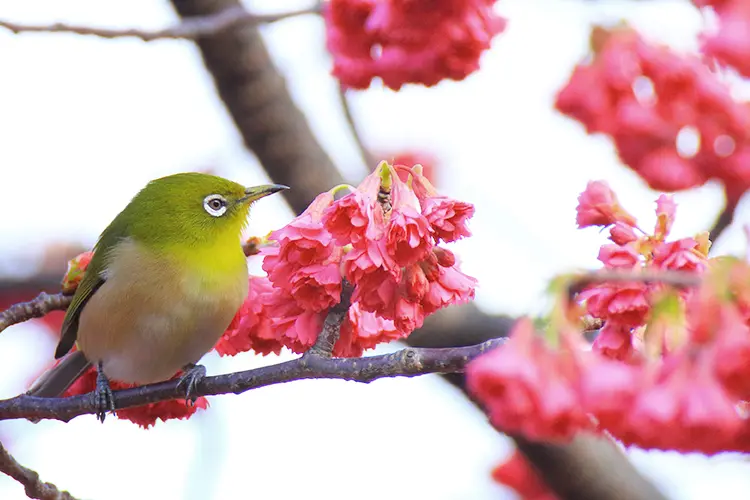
[121, 172, 288, 248]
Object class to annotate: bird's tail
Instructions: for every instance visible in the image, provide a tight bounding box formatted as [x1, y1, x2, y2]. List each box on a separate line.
[26, 350, 91, 398]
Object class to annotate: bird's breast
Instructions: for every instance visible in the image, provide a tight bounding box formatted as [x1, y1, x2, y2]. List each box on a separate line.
[77, 238, 249, 384]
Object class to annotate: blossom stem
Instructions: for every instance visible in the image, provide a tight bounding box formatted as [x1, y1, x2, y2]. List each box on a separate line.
[0, 6, 320, 41]
[0, 440, 77, 500]
[305, 280, 354, 357]
[337, 84, 377, 169]
[0, 338, 506, 422]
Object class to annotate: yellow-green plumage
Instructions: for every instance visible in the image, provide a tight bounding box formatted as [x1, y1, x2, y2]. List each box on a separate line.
[28, 172, 286, 398]
[76, 236, 248, 384]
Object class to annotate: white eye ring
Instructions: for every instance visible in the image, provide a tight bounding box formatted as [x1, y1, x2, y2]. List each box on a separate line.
[203, 194, 228, 217]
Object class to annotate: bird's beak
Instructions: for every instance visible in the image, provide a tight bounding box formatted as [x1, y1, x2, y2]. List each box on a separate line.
[241, 184, 289, 203]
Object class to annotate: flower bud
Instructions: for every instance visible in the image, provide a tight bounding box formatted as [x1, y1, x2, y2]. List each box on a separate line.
[405, 264, 429, 301]
[419, 252, 440, 281]
[609, 222, 637, 246]
[61, 251, 94, 294]
[433, 247, 456, 268]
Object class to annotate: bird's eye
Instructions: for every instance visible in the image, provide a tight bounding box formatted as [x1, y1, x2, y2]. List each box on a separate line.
[203, 194, 228, 217]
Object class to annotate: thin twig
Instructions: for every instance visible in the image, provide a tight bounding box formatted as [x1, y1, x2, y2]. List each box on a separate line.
[709, 198, 737, 245]
[337, 84, 377, 168]
[0, 6, 319, 41]
[0, 292, 71, 335]
[568, 269, 702, 299]
[0, 440, 76, 500]
[0, 339, 505, 422]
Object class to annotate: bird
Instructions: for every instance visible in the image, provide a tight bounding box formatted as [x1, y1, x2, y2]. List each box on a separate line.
[26, 172, 288, 421]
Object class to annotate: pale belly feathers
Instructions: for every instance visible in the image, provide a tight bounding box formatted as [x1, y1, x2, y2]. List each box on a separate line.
[76, 239, 249, 384]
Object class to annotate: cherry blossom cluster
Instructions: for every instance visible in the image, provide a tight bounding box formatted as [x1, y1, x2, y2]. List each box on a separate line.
[467, 181, 750, 455]
[695, 0, 750, 77]
[576, 180, 710, 360]
[556, 26, 750, 204]
[324, 0, 506, 90]
[216, 160, 476, 358]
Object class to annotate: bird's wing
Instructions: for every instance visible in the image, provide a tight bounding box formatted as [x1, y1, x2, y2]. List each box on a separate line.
[55, 268, 105, 359]
[27, 349, 92, 397]
[54, 216, 129, 359]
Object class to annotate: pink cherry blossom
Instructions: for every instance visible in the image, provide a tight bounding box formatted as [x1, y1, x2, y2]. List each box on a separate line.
[423, 264, 477, 314]
[386, 205, 434, 266]
[576, 181, 637, 228]
[214, 276, 278, 356]
[422, 196, 475, 243]
[652, 238, 706, 273]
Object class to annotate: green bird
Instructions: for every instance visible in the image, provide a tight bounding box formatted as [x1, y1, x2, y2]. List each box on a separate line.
[27, 172, 288, 421]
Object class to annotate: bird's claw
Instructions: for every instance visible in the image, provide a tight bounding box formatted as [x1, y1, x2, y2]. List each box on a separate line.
[94, 362, 115, 423]
[177, 363, 206, 406]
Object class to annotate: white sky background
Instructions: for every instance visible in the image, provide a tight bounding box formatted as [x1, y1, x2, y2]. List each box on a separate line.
[1, 0, 750, 499]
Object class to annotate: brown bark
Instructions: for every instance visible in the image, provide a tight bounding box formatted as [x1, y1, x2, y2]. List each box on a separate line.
[512, 434, 667, 500]
[420, 328, 668, 500]
[167, 2, 666, 498]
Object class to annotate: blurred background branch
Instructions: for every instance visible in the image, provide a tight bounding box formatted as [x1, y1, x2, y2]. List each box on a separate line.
[511, 434, 668, 500]
[172, 0, 344, 215]
[337, 84, 376, 168]
[0, 5, 318, 41]
[163, 1, 668, 498]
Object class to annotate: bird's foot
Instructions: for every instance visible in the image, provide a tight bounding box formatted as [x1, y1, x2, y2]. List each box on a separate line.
[177, 363, 206, 406]
[94, 362, 115, 423]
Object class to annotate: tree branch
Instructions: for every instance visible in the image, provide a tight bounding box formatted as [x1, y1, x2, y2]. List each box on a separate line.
[0, 339, 505, 422]
[511, 434, 667, 500]
[0, 6, 319, 41]
[0, 440, 76, 500]
[407, 319, 667, 500]
[0, 292, 71, 335]
[567, 268, 702, 299]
